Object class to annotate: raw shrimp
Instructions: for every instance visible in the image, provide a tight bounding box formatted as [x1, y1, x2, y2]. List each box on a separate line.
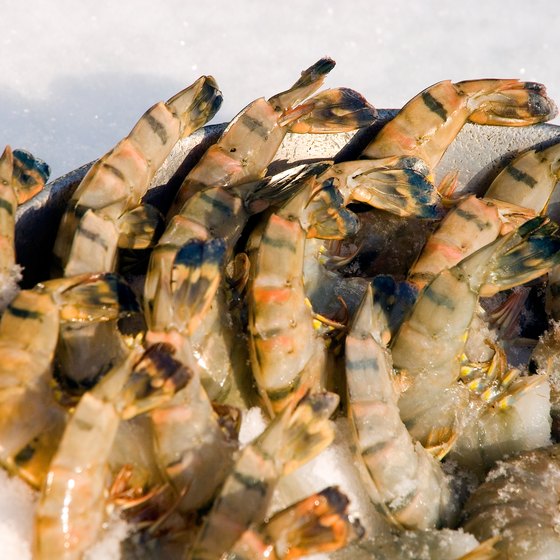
[144, 237, 241, 513]
[226, 486, 363, 559]
[392, 218, 560, 453]
[364, 80, 557, 168]
[462, 445, 560, 559]
[52, 75, 223, 276]
[0, 274, 119, 488]
[319, 79, 557, 217]
[346, 285, 456, 530]
[410, 140, 560, 288]
[0, 146, 49, 309]
[168, 58, 377, 215]
[188, 391, 339, 560]
[34, 344, 191, 560]
[247, 181, 329, 415]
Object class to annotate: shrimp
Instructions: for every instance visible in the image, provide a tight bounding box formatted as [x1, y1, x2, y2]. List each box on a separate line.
[52, 75, 223, 276]
[56, 273, 146, 392]
[346, 285, 456, 530]
[167, 58, 377, 216]
[0, 146, 49, 310]
[462, 445, 560, 559]
[247, 180, 331, 416]
[319, 79, 557, 217]
[409, 140, 560, 289]
[392, 217, 560, 454]
[142, 237, 242, 513]
[0, 274, 114, 488]
[34, 343, 191, 560]
[226, 486, 363, 559]
[188, 391, 339, 560]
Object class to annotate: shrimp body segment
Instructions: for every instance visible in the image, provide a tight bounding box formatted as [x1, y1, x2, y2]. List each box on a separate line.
[346, 286, 455, 529]
[53, 75, 223, 276]
[363, 79, 557, 169]
[410, 141, 560, 288]
[248, 183, 327, 415]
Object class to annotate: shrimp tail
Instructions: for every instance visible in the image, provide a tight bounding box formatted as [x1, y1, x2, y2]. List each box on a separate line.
[171, 237, 226, 334]
[331, 160, 444, 218]
[117, 203, 164, 250]
[457, 79, 558, 126]
[268, 57, 336, 112]
[12, 149, 50, 204]
[278, 391, 339, 475]
[371, 275, 418, 341]
[283, 87, 378, 133]
[57, 272, 142, 323]
[306, 178, 360, 239]
[254, 486, 365, 556]
[119, 344, 192, 418]
[166, 75, 223, 137]
[463, 216, 560, 296]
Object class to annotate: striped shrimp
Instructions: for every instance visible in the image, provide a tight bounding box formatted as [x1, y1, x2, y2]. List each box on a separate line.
[52, 75, 223, 276]
[462, 445, 560, 559]
[167, 58, 377, 217]
[0, 146, 49, 309]
[34, 344, 191, 560]
[346, 285, 456, 530]
[226, 486, 363, 559]
[142, 238, 243, 514]
[188, 391, 339, 560]
[0, 273, 131, 488]
[145, 164, 329, 402]
[392, 217, 560, 464]
[319, 79, 557, 218]
[247, 180, 334, 416]
[409, 140, 560, 289]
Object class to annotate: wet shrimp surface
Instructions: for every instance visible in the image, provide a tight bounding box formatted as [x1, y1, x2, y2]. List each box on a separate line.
[5, 62, 560, 559]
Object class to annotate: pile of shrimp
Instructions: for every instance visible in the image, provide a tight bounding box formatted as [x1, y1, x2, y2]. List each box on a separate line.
[5, 58, 560, 559]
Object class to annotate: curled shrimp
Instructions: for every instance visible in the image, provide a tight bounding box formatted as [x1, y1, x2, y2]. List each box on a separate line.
[52, 75, 223, 276]
[319, 79, 557, 217]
